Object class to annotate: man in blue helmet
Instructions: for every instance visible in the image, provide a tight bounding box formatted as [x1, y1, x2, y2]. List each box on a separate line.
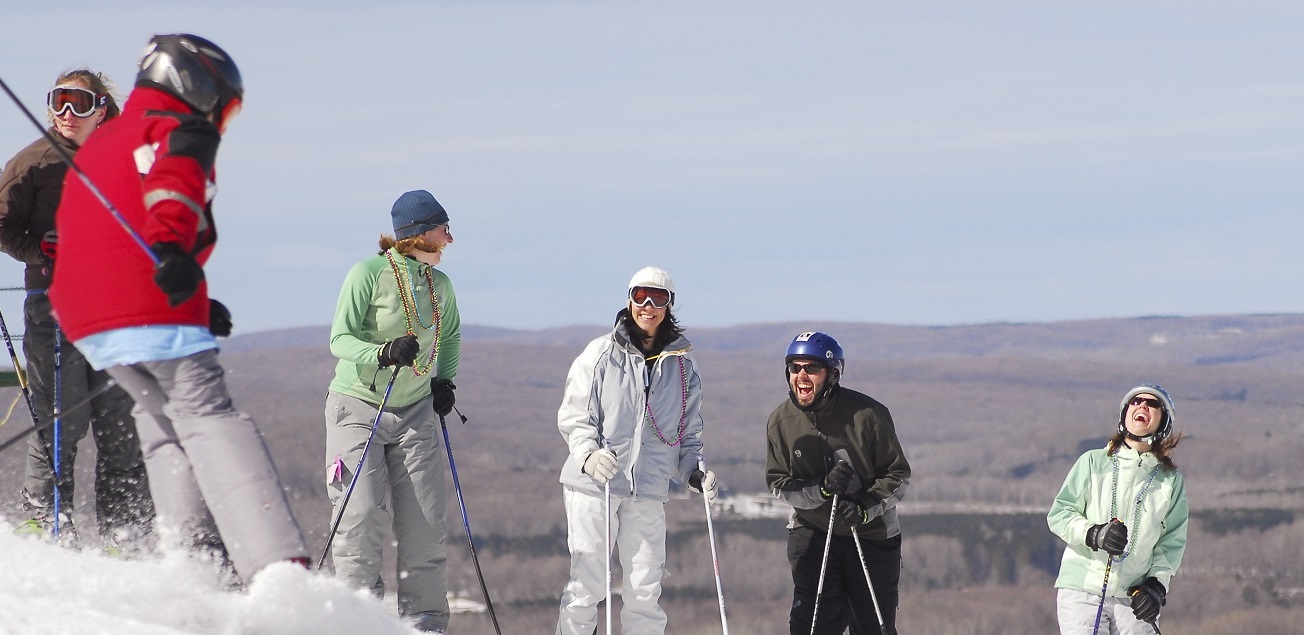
[765, 331, 911, 635]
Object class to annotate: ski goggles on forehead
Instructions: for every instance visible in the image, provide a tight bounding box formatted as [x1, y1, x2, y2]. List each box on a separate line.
[47, 86, 106, 117]
[629, 286, 673, 308]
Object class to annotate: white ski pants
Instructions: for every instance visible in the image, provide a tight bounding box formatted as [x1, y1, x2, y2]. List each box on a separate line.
[1057, 588, 1159, 635]
[106, 350, 308, 581]
[557, 485, 668, 635]
[325, 391, 449, 626]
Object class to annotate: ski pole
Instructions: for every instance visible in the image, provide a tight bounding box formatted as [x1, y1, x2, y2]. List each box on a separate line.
[849, 526, 887, 635]
[603, 438, 613, 635]
[809, 494, 838, 635]
[0, 305, 59, 474]
[440, 412, 503, 635]
[1091, 554, 1115, 635]
[0, 75, 159, 265]
[317, 367, 400, 570]
[0, 305, 37, 426]
[51, 326, 63, 538]
[699, 460, 728, 634]
[0, 378, 118, 454]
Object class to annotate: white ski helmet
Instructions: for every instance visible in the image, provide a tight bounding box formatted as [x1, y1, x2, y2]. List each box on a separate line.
[627, 266, 675, 307]
[1117, 383, 1175, 444]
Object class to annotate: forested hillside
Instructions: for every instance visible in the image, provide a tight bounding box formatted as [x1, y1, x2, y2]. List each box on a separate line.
[3, 315, 1301, 633]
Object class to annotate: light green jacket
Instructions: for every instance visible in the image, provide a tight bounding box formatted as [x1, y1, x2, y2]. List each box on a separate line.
[328, 248, 460, 409]
[1047, 446, 1188, 597]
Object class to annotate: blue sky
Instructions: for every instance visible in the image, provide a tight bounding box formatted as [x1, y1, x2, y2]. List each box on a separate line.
[1, 2, 1301, 333]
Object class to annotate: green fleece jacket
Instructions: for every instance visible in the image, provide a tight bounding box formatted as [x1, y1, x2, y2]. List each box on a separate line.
[328, 248, 460, 408]
[1047, 446, 1188, 597]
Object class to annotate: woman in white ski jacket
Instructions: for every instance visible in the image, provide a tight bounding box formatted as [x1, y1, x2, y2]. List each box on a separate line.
[556, 266, 718, 635]
[1048, 384, 1189, 635]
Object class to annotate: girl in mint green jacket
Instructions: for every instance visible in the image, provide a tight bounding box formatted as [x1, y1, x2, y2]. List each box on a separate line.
[1048, 384, 1189, 635]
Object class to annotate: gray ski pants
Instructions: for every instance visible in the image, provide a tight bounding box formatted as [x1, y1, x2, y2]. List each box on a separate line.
[106, 349, 308, 580]
[325, 391, 449, 626]
[1057, 588, 1159, 635]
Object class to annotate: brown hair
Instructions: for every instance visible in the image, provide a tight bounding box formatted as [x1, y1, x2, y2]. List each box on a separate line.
[377, 234, 440, 255]
[1107, 429, 1184, 471]
[48, 68, 121, 124]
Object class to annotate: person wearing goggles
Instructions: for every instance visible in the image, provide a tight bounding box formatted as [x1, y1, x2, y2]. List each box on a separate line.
[1048, 385, 1189, 635]
[0, 69, 155, 551]
[556, 266, 718, 634]
[48, 34, 310, 584]
[766, 331, 911, 635]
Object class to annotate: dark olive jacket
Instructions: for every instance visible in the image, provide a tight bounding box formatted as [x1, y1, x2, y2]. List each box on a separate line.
[765, 385, 911, 539]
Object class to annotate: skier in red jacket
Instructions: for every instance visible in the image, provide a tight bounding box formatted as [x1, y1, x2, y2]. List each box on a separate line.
[48, 33, 308, 582]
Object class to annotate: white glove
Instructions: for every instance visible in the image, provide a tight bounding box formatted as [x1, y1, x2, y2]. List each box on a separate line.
[690, 469, 718, 506]
[583, 449, 618, 484]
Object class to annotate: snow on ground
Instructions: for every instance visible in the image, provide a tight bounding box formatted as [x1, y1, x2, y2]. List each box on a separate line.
[0, 521, 423, 635]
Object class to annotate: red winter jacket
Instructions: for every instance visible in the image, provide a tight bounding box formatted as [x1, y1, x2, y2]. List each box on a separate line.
[49, 87, 219, 342]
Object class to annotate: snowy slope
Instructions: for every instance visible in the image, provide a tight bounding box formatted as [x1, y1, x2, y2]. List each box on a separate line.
[0, 522, 422, 635]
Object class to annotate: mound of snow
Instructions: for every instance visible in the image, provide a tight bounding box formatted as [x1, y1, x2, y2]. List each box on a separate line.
[0, 522, 421, 634]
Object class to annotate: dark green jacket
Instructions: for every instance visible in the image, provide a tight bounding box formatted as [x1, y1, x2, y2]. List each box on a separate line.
[765, 385, 911, 539]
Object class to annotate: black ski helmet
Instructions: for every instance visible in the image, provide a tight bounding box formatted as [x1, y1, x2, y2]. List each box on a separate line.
[1117, 383, 1175, 445]
[136, 34, 243, 127]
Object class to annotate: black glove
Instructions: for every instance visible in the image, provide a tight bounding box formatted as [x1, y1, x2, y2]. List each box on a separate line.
[208, 299, 232, 337]
[1086, 519, 1129, 556]
[836, 498, 868, 528]
[821, 460, 861, 498]
[150, 242, 204, 307]
[377, 334, 419, 368]
[430, 378, 456, 417]
[1128, 577, 1166, 622]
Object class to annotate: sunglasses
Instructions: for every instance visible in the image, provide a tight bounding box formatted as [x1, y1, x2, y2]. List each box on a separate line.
[1129, 396, 1163, 409]
[786, 362, 827, 375]
[47, 86, 106, 118]
[629, 286, 672, 309]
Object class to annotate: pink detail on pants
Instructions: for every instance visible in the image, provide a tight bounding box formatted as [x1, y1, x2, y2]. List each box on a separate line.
[329, 457, 344, 484]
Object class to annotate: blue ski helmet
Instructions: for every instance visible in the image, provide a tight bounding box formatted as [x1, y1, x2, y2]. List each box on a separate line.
[136, 34, 243, 128]
[785, 331, 845, 375]
[1118, 383, 1175, 444]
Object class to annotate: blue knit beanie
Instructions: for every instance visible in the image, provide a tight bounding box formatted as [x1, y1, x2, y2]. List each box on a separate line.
[391, 190, 449, 239]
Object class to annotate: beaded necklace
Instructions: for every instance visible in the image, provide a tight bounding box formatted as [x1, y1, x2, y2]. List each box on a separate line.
[1108, 451, 1162, 562]
[384, 249, 441, 376]
[645, 355, 689, 446]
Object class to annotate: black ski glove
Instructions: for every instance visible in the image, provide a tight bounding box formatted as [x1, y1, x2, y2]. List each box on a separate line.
[150, 242, 204, 307]
[836, 498, 869, 528]
[1086, 519, 1129, 556]
[377, 334, 419, 368]
[208, 299, 232, 337]
[1128, 577, 1166, 622]
[430, 378, 456, 417]
[821, 460, 861, 498]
